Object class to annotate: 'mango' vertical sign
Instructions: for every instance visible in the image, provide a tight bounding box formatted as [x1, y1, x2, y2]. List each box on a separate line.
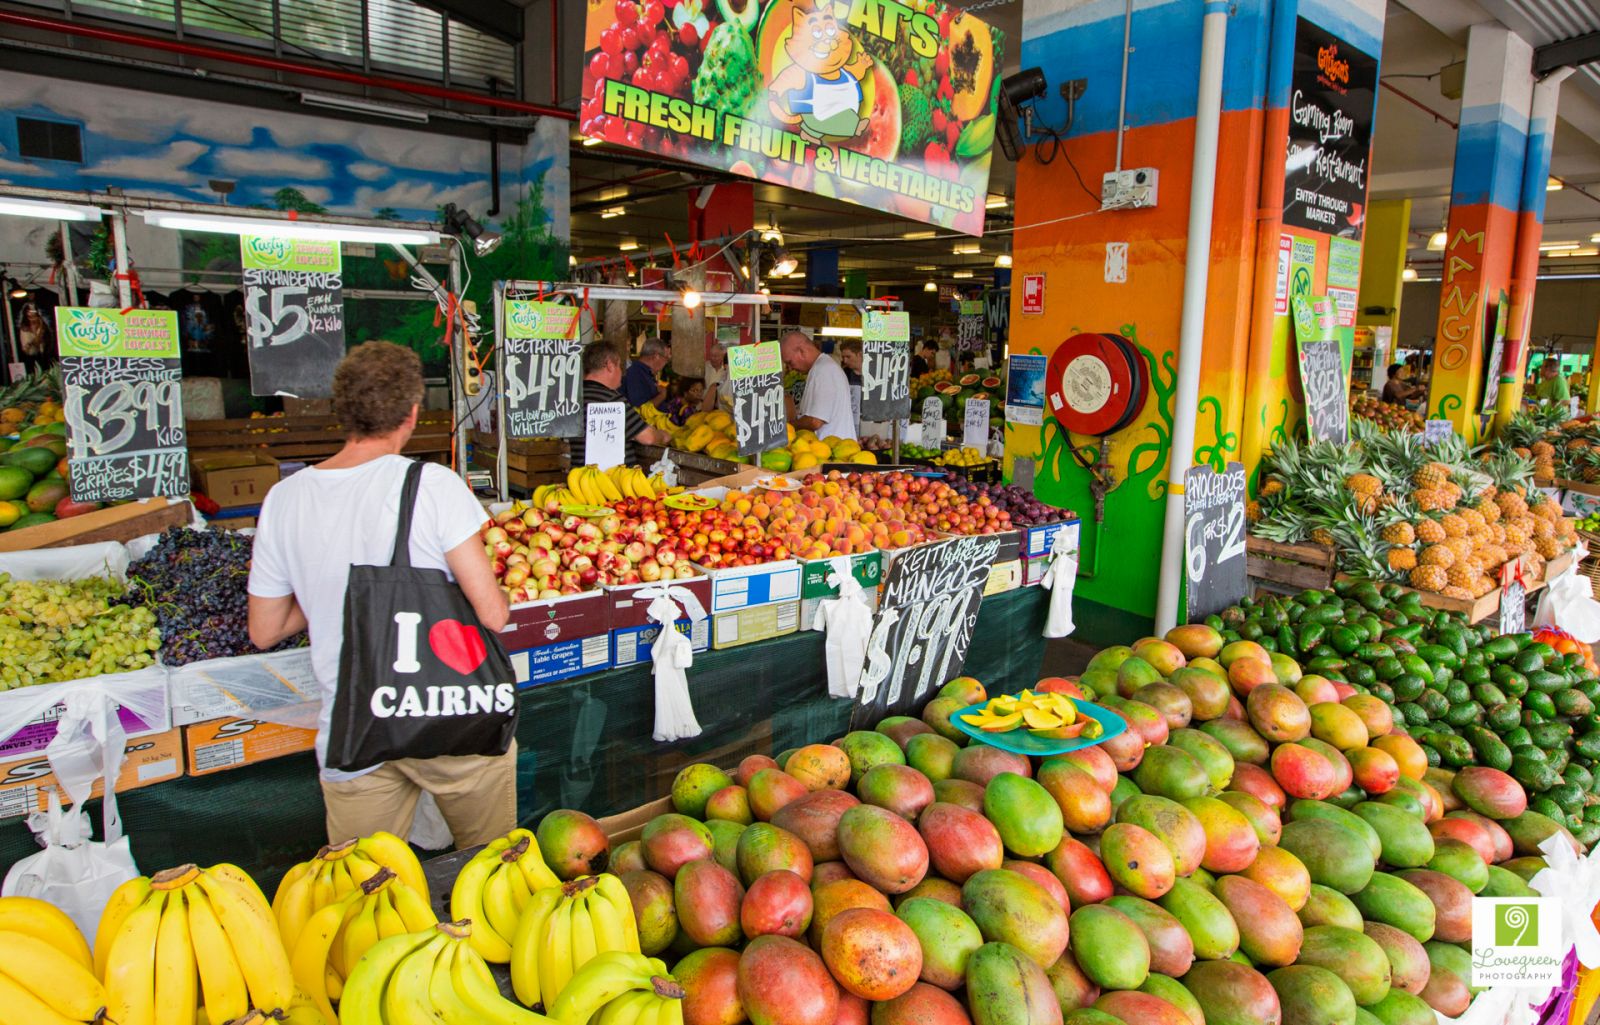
[582, 0, 1002, 235]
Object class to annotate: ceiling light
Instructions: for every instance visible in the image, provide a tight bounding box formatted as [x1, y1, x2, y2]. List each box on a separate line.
[1540, 241, 1579, 251]
[138, 210, 438, 244]
[771, 247, 798, 278]
[599, 206, 626, 219]
[681, 289, 702, 310]
[953, 270, 974, 279]
[741, 263, 751, 277]
[985, 194, 1009, 209]
[819, 326, 863, 338]
[618, 239, 639, 252]
[1573, 247, 1600, 256]
[994, 254, 1013, 268]
[582, 136, 603, 146]
[1548, 176, 1564, 191]
[300, 91, 429, 123]
[759, 285, 770, 295]
[569, 254, 577, 267]
[924, 280, 938, 292]
[442, 203, 501, 256]
[915, 265, 938, 271]
[1401, 266, 1419, 282]
[951, 242, 982, 255]
[8, 284, 28, 300]
[1427, 230, 1448, 252]
[759, 223, 784, 245]
[903, 230, 937, 240]
[0, 197, 106, 222]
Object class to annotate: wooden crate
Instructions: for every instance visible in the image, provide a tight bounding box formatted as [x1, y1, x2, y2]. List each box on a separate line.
[637, 444, 745, 485]
[468, 432, 568, 494]
[186, 411, 453, 461]
[0, 498, 192, 553]
[1246, 537, 1337, 592]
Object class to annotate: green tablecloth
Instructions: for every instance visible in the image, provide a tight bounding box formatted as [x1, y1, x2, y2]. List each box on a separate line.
[0, 588, 1048, 893]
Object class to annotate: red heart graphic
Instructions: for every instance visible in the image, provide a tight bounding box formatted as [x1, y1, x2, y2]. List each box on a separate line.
[429, 619, 487, 676]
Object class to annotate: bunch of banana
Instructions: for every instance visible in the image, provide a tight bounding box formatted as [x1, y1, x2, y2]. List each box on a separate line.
[336, 920, 557, 1025]
[533, 468, 665, 509]
[273, 832, 428, 953]
[637, 403, 674, 432]
[547, 951, 684, 1025]
[99, 863, 295, 1025]
[509, 874, 641, 1011]
[450, 829, 564, 964]
[290, 867, 438, 1025]
[0, 897, 105, 1025]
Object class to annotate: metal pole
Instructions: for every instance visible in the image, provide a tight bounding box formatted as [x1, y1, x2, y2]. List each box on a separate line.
[1154, 1, 1228, 634]
[1, 289, 18, 377]
[1114, 0, 1133, 173]
[58, 225, 81, 304]
[448, 245, 470, 483]
[109, 208, 133, 307]
[494, 280, 510, 503]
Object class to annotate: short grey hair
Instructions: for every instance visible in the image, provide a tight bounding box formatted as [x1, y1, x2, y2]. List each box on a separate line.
[640, 337, 670, 359]
[781, 329, 817, 349]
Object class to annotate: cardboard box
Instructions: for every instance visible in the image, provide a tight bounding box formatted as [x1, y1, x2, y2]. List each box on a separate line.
[0, 668, 171, 765]
[606, 576, 714, 668]
[712, 601, 801, 649]
[612, 619, 711, 667]
[1022, 519, 1082, 560]
[0, 729, 183, 820]
[799, 552, 883, 631]
[984, 559, 1022, 596]
[694, 560, 802, 614]
[183, 717, 317, 776]
[208, 514, 257, 531]
[503, 590, 613, 687]
[192, 451, 280, 507]
[1021, 554, 1050, 587]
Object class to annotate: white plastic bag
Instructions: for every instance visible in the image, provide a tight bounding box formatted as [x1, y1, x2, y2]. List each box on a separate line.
[0, 540, 130, 583]
[813, 557, 873, 700]
[1039, 528, 1079, 638]
[641, 586, 706, 743]
[1533, 543, 1600, 643]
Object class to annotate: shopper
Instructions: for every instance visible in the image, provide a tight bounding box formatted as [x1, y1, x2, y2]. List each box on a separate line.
[247, 341, 515, 848]
[781, 329, 857, 441]
[622, 336, 671, 407]
[910, 339, 939, 378]
[573, 339, 670, 467]
[1381, 363, 1419, 406]
[1536, 358, 1571, 407]
[702, 342, 732, 413]
[661, 377, 705, 426]
[836, 339, 864, 429]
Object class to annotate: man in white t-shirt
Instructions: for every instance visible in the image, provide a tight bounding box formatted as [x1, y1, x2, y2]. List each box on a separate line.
[781, 329, 858, 441]
[247, 341, 513, 848]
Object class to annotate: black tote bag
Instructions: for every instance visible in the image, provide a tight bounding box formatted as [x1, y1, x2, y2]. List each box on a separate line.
[325, 461, 518, 772]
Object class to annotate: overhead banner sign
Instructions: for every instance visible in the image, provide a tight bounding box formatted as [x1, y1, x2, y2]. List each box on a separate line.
[503, 300, 583, 438]
[1282, 17, 1377, 240]
[241, 235, 344, 398]
[582, 0, 1002, 235]
[57, 308, 189, 503]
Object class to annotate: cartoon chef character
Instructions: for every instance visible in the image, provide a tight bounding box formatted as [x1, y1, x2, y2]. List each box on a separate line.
[767, 4, 872, 144]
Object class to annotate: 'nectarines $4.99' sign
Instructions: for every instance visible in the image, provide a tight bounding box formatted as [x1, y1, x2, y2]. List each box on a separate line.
[582, 0, 1003, 234]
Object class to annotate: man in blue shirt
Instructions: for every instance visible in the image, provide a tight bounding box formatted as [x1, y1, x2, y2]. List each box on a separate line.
[622, 337, 671, 408]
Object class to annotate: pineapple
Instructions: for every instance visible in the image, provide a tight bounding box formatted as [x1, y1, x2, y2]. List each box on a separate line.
[1475, 497, 1501, 523]
[1420, 544, 1456, 568]
[1414, 461, 1452, 490]
[1310, 524, 1335, 546]
[1442, 585, 1474, 599]
[1416, 517, 1447, 545]
[1387, 546, 1418, 572]
[1381, 517, 1416, 547]
[1410, 564, 1448, 592]
[1416, 489, 1453, 512]
[1447, 555, 1478, 591]
[1536, 534, 1561, 559]
[1246, 499, 1262, 523]
[1344, 472, 1383, 513]
[1441, 513, 1467, 539]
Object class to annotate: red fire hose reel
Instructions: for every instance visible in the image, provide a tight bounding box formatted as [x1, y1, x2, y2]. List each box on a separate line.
[1045, 333, 1149, 437]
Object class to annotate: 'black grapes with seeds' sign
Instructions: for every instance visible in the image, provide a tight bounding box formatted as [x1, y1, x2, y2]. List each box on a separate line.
[852, 534, 1001, 728]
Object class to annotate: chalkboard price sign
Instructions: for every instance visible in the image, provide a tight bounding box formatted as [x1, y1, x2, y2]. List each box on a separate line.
[241, 235, 345, 398]
[503, 300, 583, 438]
[852, 534, 1001, 728]
[957, 300, 985, 353]
[57, 308, 189, 504]
[861, 311, 911, 421]
[729, 341, 785, 458]
[1184, 461, 1248, 621]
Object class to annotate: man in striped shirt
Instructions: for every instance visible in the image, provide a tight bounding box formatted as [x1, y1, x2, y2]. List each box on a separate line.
[570, 339, 669, 467]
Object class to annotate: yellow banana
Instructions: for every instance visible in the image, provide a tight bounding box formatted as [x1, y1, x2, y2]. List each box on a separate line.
[427, 932, 485, 1025]
[451, 939, 559, 1024]
[344, 850, 383, 889]
[546, 951, 661, 1025]
[104, 891, 164, 1025]
[207, 864, 273, 918]
[310, 863, 336, 918]
[356, 832, 430, 902]
[329, 857, 355, 900]
[382, 932, 448, 1025]
[538, 898, 575, 1014]
[390, 879, 440, 933]
[635, 469, 657, 501]
[273, 865, 318, 955]
[602, 467, 626, 502]
[0, 970, 81, 1025]
[272, 860, 311, 918]
[374, 888, 406, 940]
[197, 871, 295, 1015]
[566, 467, 587, 499]
[336, 889, 379, 979]
[591, 874, 642, 954]
[0, 927, 107, 1019]
[597, 990, 655, 1025]
[585, 467, 609, 505]
[187, 883, 250, 1025]
[0, 895, 92, 972]
[507, 829, 561, 892]
[481, 865, 520, 946]
[450, 849, 512, 963]
[334, 929, 436, 1025]
[510, 883, 563, 1007]
[660, 991, 686, 1025]
[288, 891, 361, 1025]
[326, 964, 343, 1002]
[153, 889, 199, 1025]
[586, 881, 634, 956]
[570, 892, 599, 974]
[95, 876, 152, 978]
[504, 858, 533, 914]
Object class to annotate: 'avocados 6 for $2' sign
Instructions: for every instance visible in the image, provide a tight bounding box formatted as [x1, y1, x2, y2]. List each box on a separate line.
[584, 0, 1002, 235]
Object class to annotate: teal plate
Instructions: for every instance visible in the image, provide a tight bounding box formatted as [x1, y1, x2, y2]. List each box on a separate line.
[951, 697, 1127, 756]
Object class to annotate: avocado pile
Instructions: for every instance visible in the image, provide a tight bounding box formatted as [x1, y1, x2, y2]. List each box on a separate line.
[1208, 580, 1600, 848]
[0, 423, 73, 530]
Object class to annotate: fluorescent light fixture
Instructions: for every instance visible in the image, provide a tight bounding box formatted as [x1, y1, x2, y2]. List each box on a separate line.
[1573, 247, 1600, 256]
[0, 197, 106, 221]
[618, 239, 639, 251]
[581, 136, 603, 146]
[994, 254, 1013, 268]
[599, 206, 626, 219]
[819, 326, 864, 338]
[985, 194, 1008, 209]
[1540, 240, 1579, 251]
[1427, 230, 1448, 252]
[138, 209, 438, 244]
[681, 289, 702, 310]
[1548, 176, 1564, 191]
[8, 285, 28, 299]
[952, 270, 974, 279]
[951, 242, 982, 255]
[759, 286, 771, 295]
[300, 91, 429, 123]
[1401, 265, 1419, 282]
[923, 280, 938, 292]
[903, 230, 937, 240]
[915, 265, 938, 271]
[598, 186, 629, 202]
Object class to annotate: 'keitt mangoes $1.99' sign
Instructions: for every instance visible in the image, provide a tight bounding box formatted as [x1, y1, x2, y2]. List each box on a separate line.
[57, 308, 189, 503]
[582, 0, 1003, 235]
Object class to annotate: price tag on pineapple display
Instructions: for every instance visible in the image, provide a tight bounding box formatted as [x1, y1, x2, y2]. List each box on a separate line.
[1184, 462, 1248, 621]
[963, 398, 991, 451]
[1499, 563, 1527, 634]
[56, 307, 188, 504]
[728, 341, 785, 458]
[502, 300, 583, 438]
[1424, 420, 1454, 447]
[585, 402, 625, 472]
[957, 300, 986, 353]
[1295, 338, 1348, 443]
[241, 235, 344, 398]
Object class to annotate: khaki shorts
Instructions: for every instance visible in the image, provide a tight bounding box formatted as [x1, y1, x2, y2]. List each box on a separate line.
[321, 741, 518, 850]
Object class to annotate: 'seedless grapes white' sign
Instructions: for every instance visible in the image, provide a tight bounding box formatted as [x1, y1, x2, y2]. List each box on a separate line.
[241, 235, 344, 399]
[57, 308, 189, 504]
[503, 301, 583, 438]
